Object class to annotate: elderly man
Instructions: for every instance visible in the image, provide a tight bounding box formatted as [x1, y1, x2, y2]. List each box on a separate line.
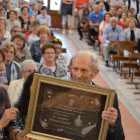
[88, 4, 103, 45]
[8, 60, 37, 107]
[110, 0, 124, 8]
[64, 51, 125, 140]
[103, 17, 124, 67]
[77, 3, 90, 40]
[98, 2, 107, 15]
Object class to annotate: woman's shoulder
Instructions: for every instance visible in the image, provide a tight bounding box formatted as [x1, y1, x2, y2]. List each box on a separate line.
[59, 54, 67, 60]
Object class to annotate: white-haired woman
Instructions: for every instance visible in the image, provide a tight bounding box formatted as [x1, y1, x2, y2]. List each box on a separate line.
[0, 42, 22, 90]
[8, 59, 37, 107]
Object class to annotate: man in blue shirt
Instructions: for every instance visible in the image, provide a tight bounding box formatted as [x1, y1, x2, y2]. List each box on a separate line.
[88, 4, 103, 45]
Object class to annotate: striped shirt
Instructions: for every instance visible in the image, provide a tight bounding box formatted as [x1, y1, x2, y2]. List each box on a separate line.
[103, 24, 124, 44]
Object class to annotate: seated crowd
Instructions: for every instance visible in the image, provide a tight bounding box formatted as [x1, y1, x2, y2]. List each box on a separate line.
[77, 0, 140, 66]
[2, 0, 140, 140]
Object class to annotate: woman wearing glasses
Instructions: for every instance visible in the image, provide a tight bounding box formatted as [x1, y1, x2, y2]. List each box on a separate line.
[39, 43, 67, 78]
[11, 33, 32, 63]
[0, 42, 22, 91]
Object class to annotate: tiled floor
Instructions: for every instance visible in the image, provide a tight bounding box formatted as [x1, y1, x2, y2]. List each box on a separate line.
[53, 29, 140, 140]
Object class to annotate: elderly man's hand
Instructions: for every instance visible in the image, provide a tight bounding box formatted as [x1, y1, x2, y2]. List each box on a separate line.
[16, 131, 34, 140]
[111, 44, 116, 49]
[43, 22, 48, 26]
[102, 107, 118, 128]
[0, 108, 19, 128]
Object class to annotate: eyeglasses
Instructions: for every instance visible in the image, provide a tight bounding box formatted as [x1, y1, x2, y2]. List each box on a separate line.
[44, 52, 55, 55]
[12, 30, 21, 33]
[23, 70, 36, 73]
[53, 39, 62, 43]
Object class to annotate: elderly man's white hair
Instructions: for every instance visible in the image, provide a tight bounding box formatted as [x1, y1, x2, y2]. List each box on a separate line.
[72, 51, 98, 71]
[110, 17, 118, 22]
[21, 60, 37, 72]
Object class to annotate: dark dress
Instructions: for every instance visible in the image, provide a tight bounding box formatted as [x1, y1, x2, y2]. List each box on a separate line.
[61, 1, 73, 16]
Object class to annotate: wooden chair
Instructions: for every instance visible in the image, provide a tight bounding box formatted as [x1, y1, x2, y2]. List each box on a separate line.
[22, 30, 28, 34]
[109, 41, 138, 69]
[92, 24, 100, 51]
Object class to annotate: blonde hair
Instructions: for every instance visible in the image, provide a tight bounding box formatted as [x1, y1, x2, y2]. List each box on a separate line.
[37, 25, 51, 37]
[0, 17, 7, 27]
[1, 42, 17, 56]
[127, 17, 137, 25]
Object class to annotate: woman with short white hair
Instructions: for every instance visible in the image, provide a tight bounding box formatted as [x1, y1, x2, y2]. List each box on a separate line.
[8, 59, 37, 107]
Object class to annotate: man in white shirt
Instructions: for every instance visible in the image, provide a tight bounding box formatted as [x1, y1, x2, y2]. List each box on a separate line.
[110, 0, 124, 8]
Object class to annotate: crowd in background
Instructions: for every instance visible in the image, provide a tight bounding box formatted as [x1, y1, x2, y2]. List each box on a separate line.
[0, 0, 139, 140]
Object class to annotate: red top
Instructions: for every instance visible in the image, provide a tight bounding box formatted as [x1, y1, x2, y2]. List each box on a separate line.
[118, 21, 128, 30]
[75, 0, 89, 13]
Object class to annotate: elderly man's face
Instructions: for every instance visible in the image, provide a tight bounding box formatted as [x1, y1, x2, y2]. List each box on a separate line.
[99, 3, 104, 11]
[22, 64, 37, 80]
[11, 27, 21, 37]
[94, 5, 99, 13]
[83, 6, 88, 12]
[117, 9, 122, 16]
[71, 55, 99, 84]
[110, 18, 117, 28]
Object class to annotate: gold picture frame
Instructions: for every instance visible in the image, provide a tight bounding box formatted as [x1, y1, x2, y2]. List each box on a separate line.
[25, 73, 116, 140]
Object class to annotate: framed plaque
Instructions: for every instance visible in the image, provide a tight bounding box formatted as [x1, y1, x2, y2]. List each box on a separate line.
[25, 74, 116, 140]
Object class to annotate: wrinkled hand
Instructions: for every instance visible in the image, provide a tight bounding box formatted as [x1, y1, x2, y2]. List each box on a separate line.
[0, 108, 19, 128]
[16, 131, 34, 140]
[102, 107, 118, 128]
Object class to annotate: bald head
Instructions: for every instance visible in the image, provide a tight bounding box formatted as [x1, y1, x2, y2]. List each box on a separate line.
[99, 2, 104, 11]
[93, 4, 99, 13]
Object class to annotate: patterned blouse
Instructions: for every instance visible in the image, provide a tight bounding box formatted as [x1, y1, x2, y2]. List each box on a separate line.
[30, 40, 42, 63]
[0, 86, 17, 139]
[13, 101, 26, 130]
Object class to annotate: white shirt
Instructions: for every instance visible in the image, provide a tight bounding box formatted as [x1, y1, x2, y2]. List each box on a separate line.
[110, 0, 124, 6]
[126, 0, 137, 15]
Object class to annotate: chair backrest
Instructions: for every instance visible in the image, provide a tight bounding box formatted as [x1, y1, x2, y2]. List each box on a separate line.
[61, 48, 67, 53]
[92, 24, 99, 33]
[130, 53, 140, 65]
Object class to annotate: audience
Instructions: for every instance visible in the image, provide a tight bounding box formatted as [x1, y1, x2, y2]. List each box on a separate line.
[30, 25, 50, 63]
[0, 8, 5, 18]
[20, 5, 30, 30]
[39, 43, 67, 77]
[0, 18, 11, 46]
[127, 9, 133, 19]
[99, 12, 112, 55]
[88, 4, 103, 45]
[6, 10, 21, 32]
[98, 2, 107, 15]
[109, 6, 116, 17]
[116, 7, 123, 21]
[103, 17, 124, 67]
[118, 12, 128, 29]
[0, 42, 22, 90]
[27, 15, 36, 31]
[126, 0, 139, 15]
[26, 20, 40, 48]
[77, 3, 89, 40]
[11, 33, 32, 63]
[123, 18, 140, 41]
[32, 3, 41, 17]
[5, 0, 12, 19]
[122, 4, 127, 12]
[8, 60, 37, 107]
[0, 49, 31, 140]
[60, 0, 73, 35]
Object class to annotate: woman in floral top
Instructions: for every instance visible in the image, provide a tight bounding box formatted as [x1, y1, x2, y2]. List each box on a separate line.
[13, 72, 37, 130]
[39, 43, 67, 78]
[30, 25, 51, 63]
